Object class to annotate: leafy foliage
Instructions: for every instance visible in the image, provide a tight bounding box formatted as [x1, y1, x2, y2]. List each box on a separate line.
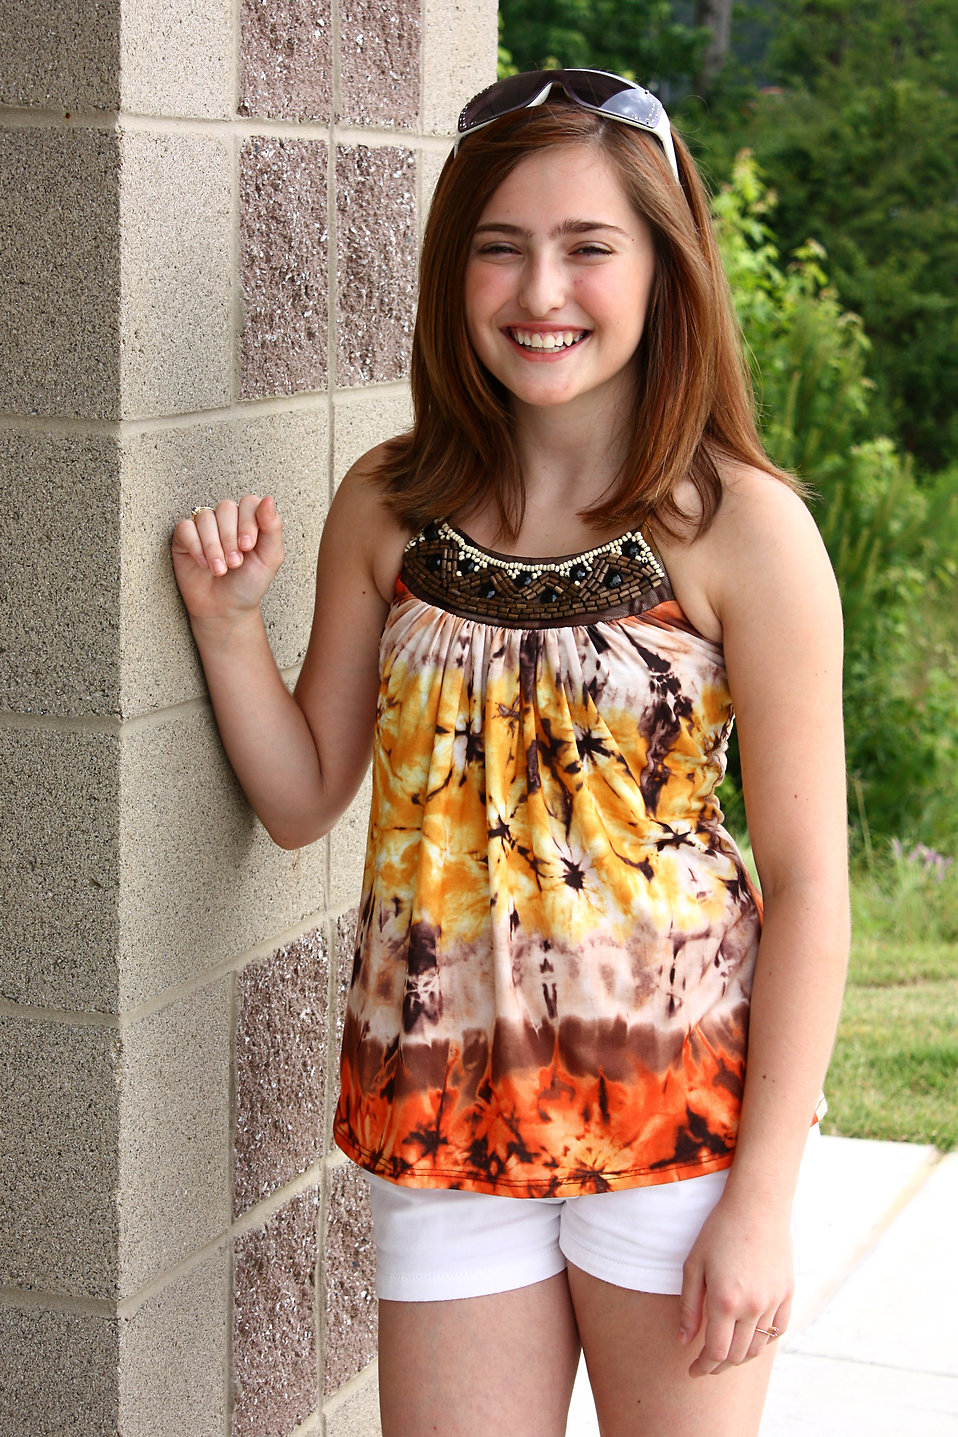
[497, 0, 707, 90]
[713, 155, 958, 850]
[702, 0, 958, 472]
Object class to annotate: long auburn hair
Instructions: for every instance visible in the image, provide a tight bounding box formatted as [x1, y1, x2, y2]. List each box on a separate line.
[376, 102, 795, 540]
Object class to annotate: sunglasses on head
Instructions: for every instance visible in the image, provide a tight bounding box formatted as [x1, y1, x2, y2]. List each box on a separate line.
[456, 68, 680, 184]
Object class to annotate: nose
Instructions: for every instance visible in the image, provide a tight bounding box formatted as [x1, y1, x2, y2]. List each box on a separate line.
[518, 253, 566, 316]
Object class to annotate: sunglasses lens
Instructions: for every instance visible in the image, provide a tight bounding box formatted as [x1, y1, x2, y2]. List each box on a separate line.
[459, 73, 555, 131]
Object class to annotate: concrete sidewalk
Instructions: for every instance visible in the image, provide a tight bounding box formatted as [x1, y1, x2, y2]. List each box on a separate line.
[565, 1135, 958, 1435]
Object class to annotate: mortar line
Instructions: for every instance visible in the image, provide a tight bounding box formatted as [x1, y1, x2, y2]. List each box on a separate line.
[0, 382, 409, 436]
[0, 1286, 116, 1317]
[0, 104, 446, 149]
[0, 904, 336, 1030]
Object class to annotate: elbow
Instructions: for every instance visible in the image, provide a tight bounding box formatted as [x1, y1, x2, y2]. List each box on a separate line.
[263, 814, 331, 851]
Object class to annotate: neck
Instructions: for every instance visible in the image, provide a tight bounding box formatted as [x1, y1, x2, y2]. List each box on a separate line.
[511, 403, 630, 512]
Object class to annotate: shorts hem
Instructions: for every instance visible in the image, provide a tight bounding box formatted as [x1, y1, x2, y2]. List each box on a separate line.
[376, 1249, 568, 1303]
[559, 1229, 683, 1296]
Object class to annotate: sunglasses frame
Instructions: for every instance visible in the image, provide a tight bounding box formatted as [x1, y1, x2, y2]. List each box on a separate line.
[455, 68, 680, 184]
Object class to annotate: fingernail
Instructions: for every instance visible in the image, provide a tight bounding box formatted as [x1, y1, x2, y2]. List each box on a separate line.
[239, 534, 254, 549]
[212, 558, 227, 575]
[227, 551, 242, 566]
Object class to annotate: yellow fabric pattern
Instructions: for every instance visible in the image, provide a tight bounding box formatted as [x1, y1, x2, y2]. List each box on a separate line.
[334, 542, 762, 1197]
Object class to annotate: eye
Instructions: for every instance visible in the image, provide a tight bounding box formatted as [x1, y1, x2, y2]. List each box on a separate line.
[573, 243, 613, 257]
[475, 241, 520, 256]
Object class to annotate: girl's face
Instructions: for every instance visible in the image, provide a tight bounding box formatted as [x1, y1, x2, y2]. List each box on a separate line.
[464, 143, 656, 427]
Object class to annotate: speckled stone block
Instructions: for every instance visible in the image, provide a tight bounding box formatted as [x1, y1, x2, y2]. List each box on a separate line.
[233, 1187, 321, 1437]
[239, 0, 332, 122]
[339, 0, 420, 128]
[331, 390, 413, 483]
[323, 1365, 380, 1436]
[0, 1015, 121, 1299]
[117, 711, 327, 1009]
[0, 428, 121, 718]
[234, 931, 329, 1217]
[0, 127, 121, 419]
[240, 138, 328, 399]
[421, 0, 498, 135]
[120, 406, 328, 718]
[119, 982, 231, 1296]
[323, 1162, 377, 1396]
[119, 1247, 230, 1437]
[120, 129, 231, 418]
[419, 144, 450, 236]
[0, 1304, 119, 1437]
[335, 146, 417, 387]
[0, 726, 120, 1012]
[328, 769, 372, 911]
[121, 0, 233, 119]
[0, 0, 120, 109]
[330, 910, 358, 1110]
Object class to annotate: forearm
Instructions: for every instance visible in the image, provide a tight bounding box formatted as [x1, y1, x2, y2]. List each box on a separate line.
[191, 608, 330, 848]
[727, 879, 850, 1205]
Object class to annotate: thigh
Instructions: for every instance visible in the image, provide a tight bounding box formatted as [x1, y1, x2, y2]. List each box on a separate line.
[378, 1272, 581, 1437]
[567, 1266, 776, 1437]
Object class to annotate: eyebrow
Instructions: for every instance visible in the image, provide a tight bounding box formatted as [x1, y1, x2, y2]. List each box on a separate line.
[472, 220, 631, 239]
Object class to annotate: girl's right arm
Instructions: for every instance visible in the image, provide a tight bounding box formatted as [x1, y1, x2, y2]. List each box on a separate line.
[171, 453, 407, 849]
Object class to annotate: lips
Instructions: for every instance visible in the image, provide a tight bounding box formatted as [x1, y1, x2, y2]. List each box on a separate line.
[507, 328, 589, 351]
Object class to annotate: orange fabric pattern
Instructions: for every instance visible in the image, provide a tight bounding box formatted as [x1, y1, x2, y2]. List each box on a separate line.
[334, 531, 762, 1196]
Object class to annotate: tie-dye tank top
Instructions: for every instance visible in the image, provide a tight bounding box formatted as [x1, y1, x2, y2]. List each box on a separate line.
[333, 518, 762, 1196]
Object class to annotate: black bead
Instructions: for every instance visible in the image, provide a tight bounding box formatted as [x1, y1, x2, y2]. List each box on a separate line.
[604, 569, 624, 588]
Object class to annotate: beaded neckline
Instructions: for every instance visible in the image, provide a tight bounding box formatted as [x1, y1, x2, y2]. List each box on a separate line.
[402, 519, 673, 630]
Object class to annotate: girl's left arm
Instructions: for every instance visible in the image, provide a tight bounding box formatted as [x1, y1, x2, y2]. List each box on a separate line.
[677, 471, 850, 1377]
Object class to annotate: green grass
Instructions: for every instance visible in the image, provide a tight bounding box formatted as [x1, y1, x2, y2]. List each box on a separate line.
[822, 855, 958, 1152]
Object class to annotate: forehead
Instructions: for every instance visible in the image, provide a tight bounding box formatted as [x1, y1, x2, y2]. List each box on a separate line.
[477, 142, 637, 225]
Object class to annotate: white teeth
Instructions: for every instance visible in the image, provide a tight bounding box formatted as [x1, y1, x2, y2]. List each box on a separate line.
[511, 329, 583, 350]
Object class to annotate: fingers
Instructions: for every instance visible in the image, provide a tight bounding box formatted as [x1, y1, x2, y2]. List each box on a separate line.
[687, 1304, 788, 1378]
[677, 1259, 705, 1348]
[173, 495, 281, 577]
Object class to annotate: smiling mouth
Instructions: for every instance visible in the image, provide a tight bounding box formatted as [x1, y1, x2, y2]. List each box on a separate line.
[508, 328, 589, 351]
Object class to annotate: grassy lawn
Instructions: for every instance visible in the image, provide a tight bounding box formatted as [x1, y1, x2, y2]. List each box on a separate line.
[821, 853, 958, 1152]
[734, 836, 958, 1151]
[824, 938, 958, 1150]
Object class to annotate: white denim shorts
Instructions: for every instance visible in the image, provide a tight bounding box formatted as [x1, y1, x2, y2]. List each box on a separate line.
[363, 1127, 819, 1303]
[364, 1166, 732, 1302]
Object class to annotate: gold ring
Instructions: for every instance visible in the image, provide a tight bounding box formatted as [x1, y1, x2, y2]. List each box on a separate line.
[191, 506, 213, 519]
[756, 1326, 782, 1341]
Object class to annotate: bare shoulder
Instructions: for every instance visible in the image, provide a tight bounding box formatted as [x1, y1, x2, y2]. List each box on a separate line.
[704, 461, 839, 624]
[657, 463, 839, 643]
[322, 442, 413, 604]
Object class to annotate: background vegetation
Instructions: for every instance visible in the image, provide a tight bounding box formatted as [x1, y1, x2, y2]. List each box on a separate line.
[499, 0, 958, 1146]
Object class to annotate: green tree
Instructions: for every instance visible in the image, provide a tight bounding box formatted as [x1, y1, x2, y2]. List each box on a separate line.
[714, 154, 958, 850]
[498, 0, 707, 93]
[703, 0, 958, 472]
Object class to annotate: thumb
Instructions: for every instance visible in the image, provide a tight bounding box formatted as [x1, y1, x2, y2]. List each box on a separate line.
[254, 494, 285, 570]
[678, 1260, 705, 1345]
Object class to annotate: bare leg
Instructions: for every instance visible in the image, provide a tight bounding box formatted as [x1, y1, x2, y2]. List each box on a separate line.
[568, 1266, 776, 1437]
[378, 1272, 581, 1437]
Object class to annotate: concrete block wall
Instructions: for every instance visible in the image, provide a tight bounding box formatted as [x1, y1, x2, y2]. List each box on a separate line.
[0, 2, 497, 1433]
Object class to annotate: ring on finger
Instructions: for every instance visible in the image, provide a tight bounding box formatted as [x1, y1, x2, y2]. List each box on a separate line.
[756, 1325, 783, 1341]
[191, 505, 214, 519]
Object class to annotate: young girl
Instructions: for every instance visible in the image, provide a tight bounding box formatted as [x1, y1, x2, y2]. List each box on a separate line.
[173, 70, 849, 1437]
